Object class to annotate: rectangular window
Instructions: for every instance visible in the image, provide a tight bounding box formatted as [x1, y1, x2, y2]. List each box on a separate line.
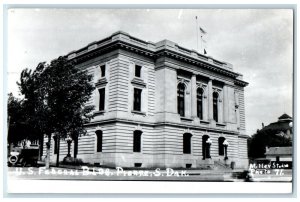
[133, 88, 142, 111]
[135, 65, 142, 78]
[177, 84, 185, 117]
[99, 88, 105, 111]
[100, 65, 106, 77]
[96, 131, 102, 152]
[218, 138, 225, 156]
[183, 134, 192, 154]
[213, 93, 218, 122]
[197, 89, 203, 120]
[133, 131, 142, 152]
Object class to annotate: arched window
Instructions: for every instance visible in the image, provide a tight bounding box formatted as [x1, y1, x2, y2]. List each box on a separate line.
[177, 83, 185, 117]
[218, 137, 225, 156]
[95, 130, 103, 152]
[197, 88, 204, 120]
[133, 130, 142, 152]
[202, 135, 209, 159]
[213, 92, 219, 122]
[183, 133, 192, 154]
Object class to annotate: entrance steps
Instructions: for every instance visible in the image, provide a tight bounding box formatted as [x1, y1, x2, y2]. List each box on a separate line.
[213, 160, 231, 171]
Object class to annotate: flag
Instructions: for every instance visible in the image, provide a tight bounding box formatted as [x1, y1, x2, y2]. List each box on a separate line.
[200, 27, 207, 34]
[204, 49, 207, 54]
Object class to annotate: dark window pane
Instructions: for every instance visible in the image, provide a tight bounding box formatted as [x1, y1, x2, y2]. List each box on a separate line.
[183, 133, 192, 154]
[135, 65, 142, 77]
[177, 83, 185, 116]
[133, 131, 142, 152]
[99, 88, 105, 111]
[202, 135, 209, 158]
[100, 65, 106, 77]
[197, 88, 203, 119]
[96, 130, 102, 152]
[213, 92, 218, 122]
[133, 88, 142, 111]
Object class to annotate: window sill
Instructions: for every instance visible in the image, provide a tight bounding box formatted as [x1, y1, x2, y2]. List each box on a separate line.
[95, 77, 107, 86]
[131, 78, 146, 87]
[216, 123, 226, 127]
[180, 117, 193, 122]
[94, 110, 106, 116]
[131, 110, 146, 116]
[200, 120, 210, 124]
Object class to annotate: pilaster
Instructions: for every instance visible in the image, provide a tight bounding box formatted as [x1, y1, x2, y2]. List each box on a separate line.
[223, 85, 229, 123]
[191, 74, 197, 118]
[208, 79, 213, 121]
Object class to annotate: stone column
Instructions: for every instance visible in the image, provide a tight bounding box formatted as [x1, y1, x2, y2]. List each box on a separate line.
[191, 74, 197, 118]
[218, 91, 224, 123]
[203, 89, 208, 121]
[208, 79, 213, 121]
[235, 92, 240, 129]
[223, 85, 229, 123]
[184, 82, 191, 118]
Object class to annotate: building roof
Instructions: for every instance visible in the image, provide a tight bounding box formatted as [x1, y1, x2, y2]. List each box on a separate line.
[278, 113, 292, 121]
[66, 31, 248, 87]
[261, 113, 292, 133]
[262, 121, 291, 132]
[265, 146, 292, 156]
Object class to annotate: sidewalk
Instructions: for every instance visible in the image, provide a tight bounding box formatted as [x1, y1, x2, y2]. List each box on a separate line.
[41, 162, 243, 174]
[10, 161, 292, 182]
[35, 161, 247, 181]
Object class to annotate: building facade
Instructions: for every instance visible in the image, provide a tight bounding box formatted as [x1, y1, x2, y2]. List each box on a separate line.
[43, 31, 249, 169]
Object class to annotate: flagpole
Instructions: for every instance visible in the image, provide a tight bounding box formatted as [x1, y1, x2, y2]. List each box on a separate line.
[201, 36, 203, 54]
[197, 19, 207, 55]
[199, 27, 207, 55]
[196, 16, 199, 52]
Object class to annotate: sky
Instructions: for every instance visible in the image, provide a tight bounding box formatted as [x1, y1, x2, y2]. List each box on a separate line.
[6, 9, 293, 136]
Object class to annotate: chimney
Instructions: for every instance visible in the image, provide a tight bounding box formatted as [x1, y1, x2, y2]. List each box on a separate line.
[262, 122, 265, 128]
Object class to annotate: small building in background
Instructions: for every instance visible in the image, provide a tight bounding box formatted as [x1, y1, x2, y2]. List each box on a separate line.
[265, 146, 292, 162]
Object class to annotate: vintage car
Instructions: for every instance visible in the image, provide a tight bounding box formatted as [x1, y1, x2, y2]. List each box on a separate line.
[8, 146, 39, 167]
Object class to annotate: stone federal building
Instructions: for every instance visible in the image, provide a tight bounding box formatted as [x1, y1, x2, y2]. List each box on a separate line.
[43, 31, 249, 169]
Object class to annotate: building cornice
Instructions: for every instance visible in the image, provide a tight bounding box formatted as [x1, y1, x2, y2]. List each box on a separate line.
[156, 49, 239, 78]
[238, 134, 250, 138]
[234, 79, 249, 87]
[67, 31, 248, 84]
[84, 118, 240, 135]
